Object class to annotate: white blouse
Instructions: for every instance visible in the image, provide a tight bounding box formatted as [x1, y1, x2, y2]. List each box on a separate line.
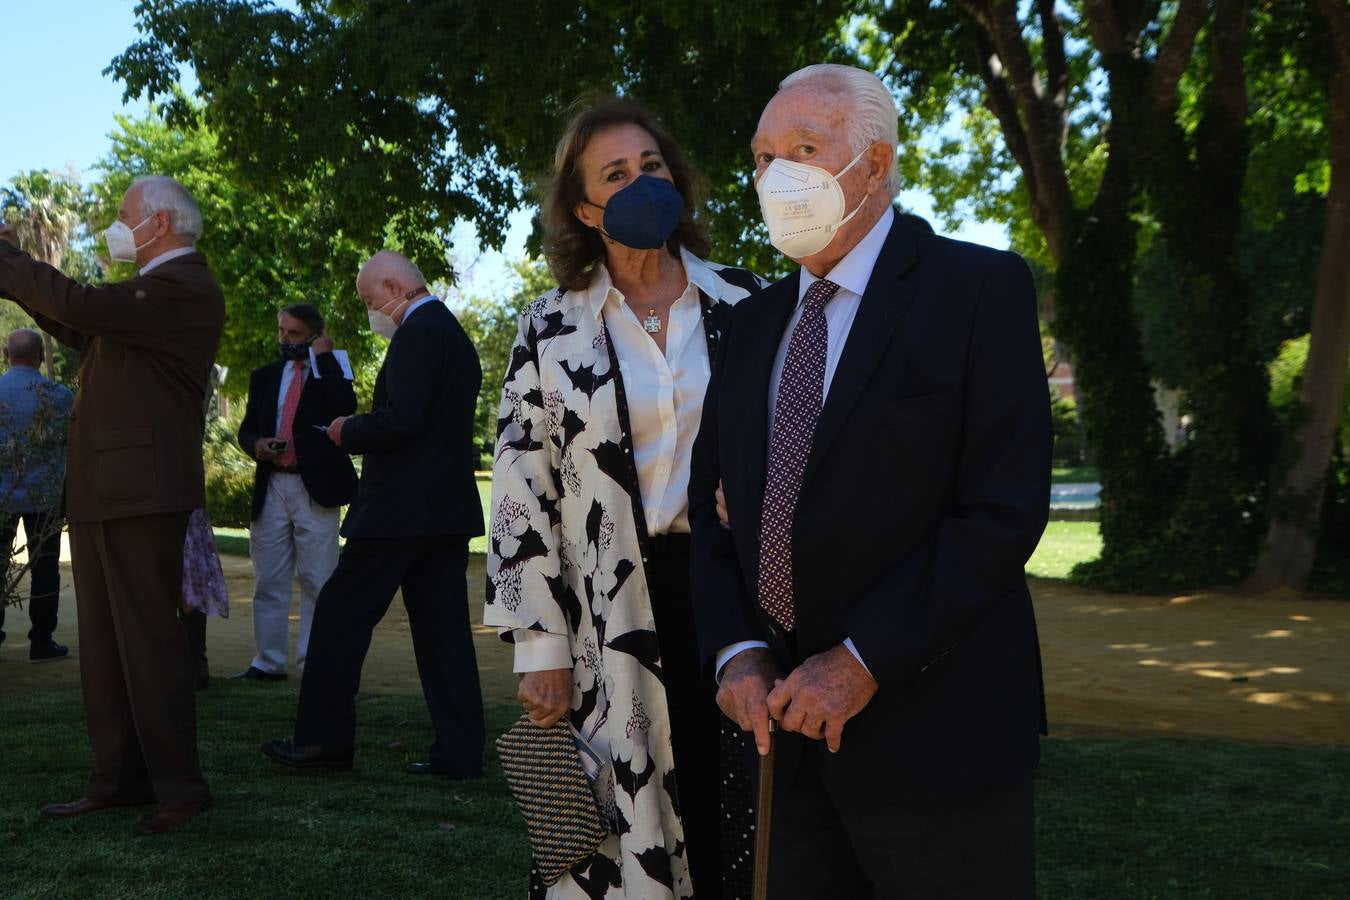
[599, 268, 709, 537]
[511, 250, 734, 673]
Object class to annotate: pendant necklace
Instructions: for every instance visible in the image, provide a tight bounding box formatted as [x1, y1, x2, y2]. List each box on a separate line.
[643, 308, 662, 334]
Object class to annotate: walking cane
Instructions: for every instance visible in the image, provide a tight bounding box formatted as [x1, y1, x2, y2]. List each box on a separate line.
[752, 719, 776, 900]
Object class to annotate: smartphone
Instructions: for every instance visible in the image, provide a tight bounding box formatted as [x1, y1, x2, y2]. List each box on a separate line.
[266, 439, 289, 452]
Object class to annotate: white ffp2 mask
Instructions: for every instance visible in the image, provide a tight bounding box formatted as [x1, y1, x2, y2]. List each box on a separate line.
[755, 147, 871, 259]
[368, 308, 398, 339]
[103, 215, 155, 263]
[367, 296, 410, 339]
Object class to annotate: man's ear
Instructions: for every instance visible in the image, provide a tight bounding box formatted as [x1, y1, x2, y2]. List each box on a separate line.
[866, 141, 895, 194]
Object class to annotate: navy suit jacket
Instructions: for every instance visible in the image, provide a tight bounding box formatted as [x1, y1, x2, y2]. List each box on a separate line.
[689, 217, 1051, 802]
[339, 300, 484, 540]
[237, 351, 359, 520]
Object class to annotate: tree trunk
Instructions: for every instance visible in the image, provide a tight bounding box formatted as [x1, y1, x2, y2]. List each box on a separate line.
[42, 333, 55, 381]
[1246, 49, 1350, 592]
[1051, 137, 1174, 572]
[1156, 1, 1274, 586]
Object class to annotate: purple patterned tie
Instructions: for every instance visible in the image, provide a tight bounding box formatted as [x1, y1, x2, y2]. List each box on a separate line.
[757, 278, 840, 631]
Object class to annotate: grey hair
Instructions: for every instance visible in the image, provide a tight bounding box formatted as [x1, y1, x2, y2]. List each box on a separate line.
[132, 175, 203, 240]
[779, 64, 902, 198]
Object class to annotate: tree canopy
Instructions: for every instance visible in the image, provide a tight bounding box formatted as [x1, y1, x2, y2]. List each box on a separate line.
[110, 0, 861, 278]
[92, 104, 385, 395]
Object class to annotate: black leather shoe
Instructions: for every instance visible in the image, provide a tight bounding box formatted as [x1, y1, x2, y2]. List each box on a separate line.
[29, 640, 70, 663]
[260, 739, 353, 771]
[229, 666, 286, 682]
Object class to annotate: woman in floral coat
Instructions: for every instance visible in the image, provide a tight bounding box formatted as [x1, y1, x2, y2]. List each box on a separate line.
[485, 97, 763, 899]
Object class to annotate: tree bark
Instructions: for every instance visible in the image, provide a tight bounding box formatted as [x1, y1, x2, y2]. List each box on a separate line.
[1246, 1, 1350, 592]
[960, 0, 1172, 577]
[42, 333, 55, 381]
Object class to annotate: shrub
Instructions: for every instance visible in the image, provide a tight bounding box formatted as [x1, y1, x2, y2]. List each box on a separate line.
[203, 417, 253, 528]
[1051, 390, 1087, 467]
[205, 463, 253, 528]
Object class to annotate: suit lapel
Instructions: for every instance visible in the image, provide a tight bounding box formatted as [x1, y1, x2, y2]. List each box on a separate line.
[262, 362, 284, 438]
[804, 219, 919, 484]
[741, 272, 799, 525]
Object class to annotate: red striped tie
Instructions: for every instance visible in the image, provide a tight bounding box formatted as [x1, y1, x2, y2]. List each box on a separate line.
[275, 361, 304, 467]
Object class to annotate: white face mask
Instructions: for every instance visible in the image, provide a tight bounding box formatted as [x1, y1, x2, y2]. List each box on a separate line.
[755, 146, 871, 259]
[367, 297, 410, 339]
[104, 214, 155, 263]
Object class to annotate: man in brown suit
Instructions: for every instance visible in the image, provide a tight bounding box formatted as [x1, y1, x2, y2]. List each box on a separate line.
[0, 175, 225, 834]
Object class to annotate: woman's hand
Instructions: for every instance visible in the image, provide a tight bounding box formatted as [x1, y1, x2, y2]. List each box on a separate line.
[518, 668, 573, 727]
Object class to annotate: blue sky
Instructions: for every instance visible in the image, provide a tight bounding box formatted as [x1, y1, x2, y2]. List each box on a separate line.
[2, 1, 152, 180]
[3, 0, 1005, 294]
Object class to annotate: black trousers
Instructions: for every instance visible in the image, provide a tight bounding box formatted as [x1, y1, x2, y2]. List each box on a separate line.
[647, 533, 725, 899]
[294, 535, 485, 776]
[769, 733, 1036, 899]
[0, 510, 61, 644]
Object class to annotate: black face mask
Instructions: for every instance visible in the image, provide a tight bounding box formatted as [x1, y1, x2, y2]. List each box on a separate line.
[278, 340, 311, 362]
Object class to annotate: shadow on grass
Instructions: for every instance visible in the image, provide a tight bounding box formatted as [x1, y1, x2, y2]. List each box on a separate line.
[1, 687, 1346, 898]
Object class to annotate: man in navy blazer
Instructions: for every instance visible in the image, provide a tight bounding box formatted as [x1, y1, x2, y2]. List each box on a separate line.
[261, 251, 485, 779]
[689, 65, 1051, 897]
[234, 304, 357, 681]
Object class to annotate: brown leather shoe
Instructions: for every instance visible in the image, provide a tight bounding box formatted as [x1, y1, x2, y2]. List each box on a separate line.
[40, 796, 153, 819]
[138, 796, 214, 835]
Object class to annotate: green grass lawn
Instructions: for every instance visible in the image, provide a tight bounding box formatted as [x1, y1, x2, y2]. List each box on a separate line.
[1, 687, 1345, 898]
[1027, 521, 1102, 580]
[1051, 465, 1099, 483]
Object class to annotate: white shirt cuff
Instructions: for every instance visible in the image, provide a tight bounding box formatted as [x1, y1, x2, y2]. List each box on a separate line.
[715, 640, 770, 683]
[843, 637, 871, 675]
[510, 630, 572, 673]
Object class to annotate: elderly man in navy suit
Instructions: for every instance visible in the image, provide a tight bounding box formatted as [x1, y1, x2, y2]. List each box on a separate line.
[262, 251, 485, 779]
[689, 64, 1051, 898]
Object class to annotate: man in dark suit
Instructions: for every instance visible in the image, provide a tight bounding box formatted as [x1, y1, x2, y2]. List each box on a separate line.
[689, 65, 1051, 897]
[234, 304, 357, 681]
[261, 250, 486, 779]
[0, 175, 225, 834]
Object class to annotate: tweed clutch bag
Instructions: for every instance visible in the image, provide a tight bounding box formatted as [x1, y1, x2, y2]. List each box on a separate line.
[496, 715, 607, 886]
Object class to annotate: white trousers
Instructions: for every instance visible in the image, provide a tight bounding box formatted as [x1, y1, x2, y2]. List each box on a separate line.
[248, 473, 340, 675]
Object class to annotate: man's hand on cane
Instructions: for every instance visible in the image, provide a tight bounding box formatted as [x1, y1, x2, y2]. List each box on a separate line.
[717, 647, 782, 756]
[767, 643, 878, 753]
